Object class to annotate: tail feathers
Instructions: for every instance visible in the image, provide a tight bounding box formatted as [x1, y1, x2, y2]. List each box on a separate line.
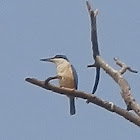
[69, 97, 75, 115]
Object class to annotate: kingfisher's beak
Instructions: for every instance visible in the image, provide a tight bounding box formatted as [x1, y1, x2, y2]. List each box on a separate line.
[40, 58, 53, 62]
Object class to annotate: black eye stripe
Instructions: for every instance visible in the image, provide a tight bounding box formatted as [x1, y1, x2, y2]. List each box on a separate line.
[54, 55, 69, 61]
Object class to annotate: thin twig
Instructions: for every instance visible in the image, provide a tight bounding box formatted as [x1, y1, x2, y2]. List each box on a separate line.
[114, 58, 138, 74]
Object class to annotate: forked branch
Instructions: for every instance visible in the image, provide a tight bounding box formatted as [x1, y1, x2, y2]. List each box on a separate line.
[25, 1, 140, 127]
[86, 1, 140, 117]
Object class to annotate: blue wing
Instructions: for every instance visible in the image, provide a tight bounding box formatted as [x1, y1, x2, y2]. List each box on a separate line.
[71, 65, 78, 89]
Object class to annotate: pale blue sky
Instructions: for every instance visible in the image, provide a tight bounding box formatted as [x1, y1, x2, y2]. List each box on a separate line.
[0, 0, 140, 139]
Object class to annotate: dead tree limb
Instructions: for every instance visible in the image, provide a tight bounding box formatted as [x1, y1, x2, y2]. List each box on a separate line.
[25, 77, 140, 127]
[25, 1, 140, 127]
[86, 1, 100, 94]
[86, 1, 140, 117]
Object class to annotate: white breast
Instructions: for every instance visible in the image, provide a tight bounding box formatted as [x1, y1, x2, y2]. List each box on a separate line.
[56, 61, 75, 89]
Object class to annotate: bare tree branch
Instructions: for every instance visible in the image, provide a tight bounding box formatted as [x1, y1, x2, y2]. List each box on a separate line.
[86, 1, 140, 117]
[86, 1, 100, 94]
[25, 77, 140, 127]
[114, 58, 138, 74]
[25, 1, 140, 127]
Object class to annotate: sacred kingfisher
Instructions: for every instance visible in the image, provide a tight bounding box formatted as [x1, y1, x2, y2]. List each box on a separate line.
[40, 55, 78, 115]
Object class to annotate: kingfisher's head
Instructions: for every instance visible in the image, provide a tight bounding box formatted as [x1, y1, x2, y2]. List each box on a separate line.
[40, 55, 69, 65]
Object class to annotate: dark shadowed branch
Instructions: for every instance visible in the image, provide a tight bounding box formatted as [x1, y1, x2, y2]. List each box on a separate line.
[86, 1, 100, 58]
[86, 1, 100, 94]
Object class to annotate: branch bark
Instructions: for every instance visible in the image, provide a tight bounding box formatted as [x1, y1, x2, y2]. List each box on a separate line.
[86, 1, 140, 117]
[25, 1, 140, 127]
[25, 77, 140, 127]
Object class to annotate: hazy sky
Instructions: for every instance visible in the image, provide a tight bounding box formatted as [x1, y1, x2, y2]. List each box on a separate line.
[0, 0, 140, 139]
